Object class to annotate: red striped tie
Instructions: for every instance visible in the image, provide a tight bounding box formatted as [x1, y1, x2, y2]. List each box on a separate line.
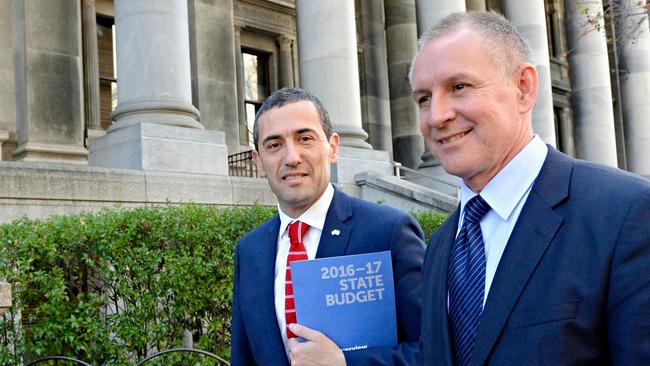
[285, 221, 309, 338]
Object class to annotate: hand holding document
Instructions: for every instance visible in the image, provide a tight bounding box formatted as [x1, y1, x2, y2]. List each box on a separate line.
[291, 251, 397, 351]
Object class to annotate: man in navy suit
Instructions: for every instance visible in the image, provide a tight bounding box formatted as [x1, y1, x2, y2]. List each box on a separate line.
[230, 87, 426, 365]
[410, 11, 650, 365]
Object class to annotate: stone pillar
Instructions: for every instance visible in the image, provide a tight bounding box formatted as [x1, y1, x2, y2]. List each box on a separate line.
[415, 0, 465, 34]
[109, 0, 201, 132]
[296, 0, 371, 149]
[465, 0, 486, 11]
[188, 0, 240, 154]
[12, 0, 88, 163]
[617, 0, 650, 177]
[385, 0, 423, 168]
[234, 25, 248, 147]
[0, 0, 15, 160]
[557, 107, 576, 157]
[502, 0, 557, 147]
[277, 35, 295, 88]
[565, 0, 617, 166]
[358, 0, 393, 153]
[89, 0, 227, 175]
[81, 0, 104, 141]
[413, 0, 461, 183]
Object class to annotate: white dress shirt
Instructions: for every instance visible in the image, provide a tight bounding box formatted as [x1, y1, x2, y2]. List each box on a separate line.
[456, 135, 548, 307]
[274, 183, 334, 358]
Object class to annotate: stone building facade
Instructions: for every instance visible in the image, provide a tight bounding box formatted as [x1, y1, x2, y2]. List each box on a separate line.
[0, 0, 648, 223]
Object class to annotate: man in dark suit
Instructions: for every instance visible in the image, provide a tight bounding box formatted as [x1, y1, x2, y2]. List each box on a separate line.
[230, 87, 426, 365]
[410, 11, 650, 366]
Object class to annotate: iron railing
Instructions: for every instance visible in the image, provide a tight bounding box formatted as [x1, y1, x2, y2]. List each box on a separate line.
[24, 348, 229, 366]
[393, 162, 461, 199]
[228, 150, 258, 178]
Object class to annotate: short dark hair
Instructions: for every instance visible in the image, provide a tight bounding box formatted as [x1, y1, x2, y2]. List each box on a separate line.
[410, 11, 532, 81]
[253, 87, 333, 151]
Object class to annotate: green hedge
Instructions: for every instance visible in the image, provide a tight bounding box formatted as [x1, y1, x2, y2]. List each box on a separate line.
[0, 204, 446, 365]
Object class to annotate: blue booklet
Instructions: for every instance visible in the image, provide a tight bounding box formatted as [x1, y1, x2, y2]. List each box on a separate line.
[290, 250, 397, 351]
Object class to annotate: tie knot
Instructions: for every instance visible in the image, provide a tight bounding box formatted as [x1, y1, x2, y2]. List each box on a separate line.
[288, 221, 310, 246]
[464, 195, 490, 224]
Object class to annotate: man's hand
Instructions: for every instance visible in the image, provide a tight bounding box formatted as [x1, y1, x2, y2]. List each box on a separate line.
[287, 323, 346, 366]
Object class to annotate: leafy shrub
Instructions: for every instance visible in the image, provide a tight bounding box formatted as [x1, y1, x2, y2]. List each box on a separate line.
[0, 204, 276, 365]
[0, 204, 447, 365]
[412, 210, 449, 243]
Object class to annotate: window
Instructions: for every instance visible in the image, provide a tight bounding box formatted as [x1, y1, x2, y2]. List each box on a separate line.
[242, 50, 270, 146]
[97, 15, 117, 130]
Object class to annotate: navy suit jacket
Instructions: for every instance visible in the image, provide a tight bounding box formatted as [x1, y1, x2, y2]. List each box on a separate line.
[421, 147, 650, 365]
[231, 188, 426, 365]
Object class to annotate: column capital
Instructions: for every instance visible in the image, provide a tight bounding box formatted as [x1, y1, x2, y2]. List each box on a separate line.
[276, 34, 294, 48]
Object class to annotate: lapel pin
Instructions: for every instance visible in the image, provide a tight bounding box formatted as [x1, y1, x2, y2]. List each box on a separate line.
[331, 229, 341, 236]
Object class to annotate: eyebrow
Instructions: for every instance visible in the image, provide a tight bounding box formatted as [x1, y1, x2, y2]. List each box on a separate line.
[411, 73, 473, 99]
[261, 127, 319, 146]
[411, 89, 427, 100]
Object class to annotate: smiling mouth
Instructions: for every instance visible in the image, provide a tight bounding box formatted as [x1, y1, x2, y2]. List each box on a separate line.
[439, 130, 470, 145]
[283, 173, 307, 181]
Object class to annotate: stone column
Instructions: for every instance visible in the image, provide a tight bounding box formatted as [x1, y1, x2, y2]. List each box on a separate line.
[110, 0, 201, 132]
[296, 0, 371, 149]
[413, 0, 461, 184]
[89, 0, 227, 174]
[187, 0, 240, 154]
[277, 35, 295, 88]
[358, 0, 393, 153]
[385, 0, 423, 168]
[81, 0, 104, 141]
[557, 107, 576, 157]
[617, 0, 650, 177]
[0, 0, 15, 160]
[502, 0, 557, 147]
[12, 0, 87, 163]
[565, 0, 617, 166]
[415, 0, 465, 34]
[234, 25, 248, 147]
[465, 0, 486, 11]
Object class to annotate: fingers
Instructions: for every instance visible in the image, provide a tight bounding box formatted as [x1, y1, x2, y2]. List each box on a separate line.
[287, 337, 302, 353]
[287, 325, 346, 366]
[288, 323, 323, 342]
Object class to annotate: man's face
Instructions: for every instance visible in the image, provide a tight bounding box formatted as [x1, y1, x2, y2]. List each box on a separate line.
[253, 101, 339, 218]
[411, 28, 534, 191]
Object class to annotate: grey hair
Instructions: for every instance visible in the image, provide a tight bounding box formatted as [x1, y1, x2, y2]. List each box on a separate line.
[253, 87, 333, 151]
[409, 11, 532, 82]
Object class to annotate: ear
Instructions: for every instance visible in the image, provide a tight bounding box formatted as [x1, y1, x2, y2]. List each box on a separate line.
[515, 63, 538, 114]
[252, 149, 266, 177]
[328, 132, 340, 164]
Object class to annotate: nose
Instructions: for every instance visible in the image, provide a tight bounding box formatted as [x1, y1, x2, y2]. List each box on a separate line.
[283, 141, 302, 166]
[427, 93, 456, 129]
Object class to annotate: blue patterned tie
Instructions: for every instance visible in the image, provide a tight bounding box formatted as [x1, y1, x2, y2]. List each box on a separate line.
[448, 195, 491, 366]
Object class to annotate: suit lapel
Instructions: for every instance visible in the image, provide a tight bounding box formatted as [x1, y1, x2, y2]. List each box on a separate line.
[248, 216, 290, 364]
[316, 189, 353, 258]
[427, 209, 460, 365]
[470, 147, 571, 366]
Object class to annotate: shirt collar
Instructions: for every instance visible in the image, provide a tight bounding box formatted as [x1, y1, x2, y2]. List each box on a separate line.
[460, 135, 548, 221]
[278, 183, 335, 237]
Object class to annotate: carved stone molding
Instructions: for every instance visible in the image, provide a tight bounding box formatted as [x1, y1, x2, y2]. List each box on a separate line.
[234, 0, 296, 37]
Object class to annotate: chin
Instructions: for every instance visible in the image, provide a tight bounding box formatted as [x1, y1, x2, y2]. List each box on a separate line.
[441, 165, 474, 181]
